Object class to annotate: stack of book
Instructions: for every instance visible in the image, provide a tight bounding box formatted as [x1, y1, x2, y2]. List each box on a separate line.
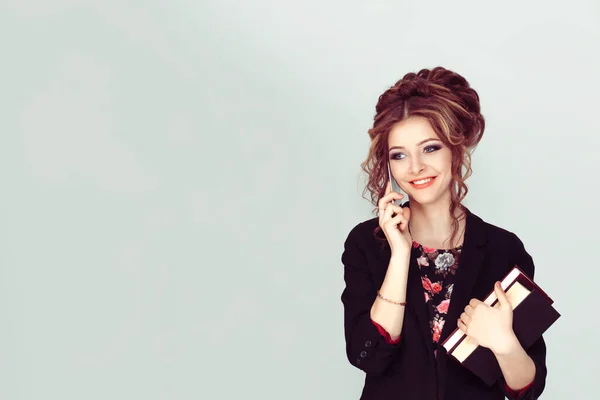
[441, 266, 560, 386]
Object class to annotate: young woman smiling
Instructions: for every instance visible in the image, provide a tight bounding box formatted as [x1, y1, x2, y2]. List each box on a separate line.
[340, 67, 547, 400]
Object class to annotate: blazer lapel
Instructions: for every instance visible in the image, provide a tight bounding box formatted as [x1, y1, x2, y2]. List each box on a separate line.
[406, 246, 436, 357]
[440, 208, 487, 343]
[404, 208, 488, 362]
[436, 208, 487, 400]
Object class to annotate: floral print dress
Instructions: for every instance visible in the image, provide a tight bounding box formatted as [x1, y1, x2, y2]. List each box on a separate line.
[413, 240, 462, 356]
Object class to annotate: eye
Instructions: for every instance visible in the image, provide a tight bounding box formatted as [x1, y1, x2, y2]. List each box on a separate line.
[390, 152, 406, 160]
[424, 144, 442, 153]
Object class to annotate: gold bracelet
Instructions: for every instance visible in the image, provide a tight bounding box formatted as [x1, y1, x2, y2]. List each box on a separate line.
[377, 290, 407, 306]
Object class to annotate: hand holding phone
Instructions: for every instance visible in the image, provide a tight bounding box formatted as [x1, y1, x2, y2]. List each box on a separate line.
[378, 162, 412, 255]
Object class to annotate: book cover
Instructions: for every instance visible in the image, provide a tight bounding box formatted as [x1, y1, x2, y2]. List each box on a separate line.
[441, 266, 560, 386]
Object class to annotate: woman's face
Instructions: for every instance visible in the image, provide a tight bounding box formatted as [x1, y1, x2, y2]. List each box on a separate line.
[388, 116, 454, 207]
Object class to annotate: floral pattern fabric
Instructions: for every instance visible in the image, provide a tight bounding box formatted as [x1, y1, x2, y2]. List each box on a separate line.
[413, 240, 462, 349]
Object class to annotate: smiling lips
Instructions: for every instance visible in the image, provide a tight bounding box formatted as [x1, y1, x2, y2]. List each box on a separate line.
[409, 176, 437, 189]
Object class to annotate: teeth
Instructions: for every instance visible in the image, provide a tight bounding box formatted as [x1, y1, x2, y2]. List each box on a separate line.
[413, 178, 432, 185]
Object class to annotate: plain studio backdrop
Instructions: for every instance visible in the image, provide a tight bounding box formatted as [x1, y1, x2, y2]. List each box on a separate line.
[0, 1, 598, 399]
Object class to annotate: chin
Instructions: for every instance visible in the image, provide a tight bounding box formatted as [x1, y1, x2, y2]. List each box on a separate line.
[409, 196, 439, 206]
[407, 191, 448, 207]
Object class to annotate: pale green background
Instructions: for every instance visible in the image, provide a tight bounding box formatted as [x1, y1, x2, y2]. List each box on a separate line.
[1, 1, 598, 399]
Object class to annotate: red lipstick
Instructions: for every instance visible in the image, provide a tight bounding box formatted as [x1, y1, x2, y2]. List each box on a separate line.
[409, 176, 436, 189]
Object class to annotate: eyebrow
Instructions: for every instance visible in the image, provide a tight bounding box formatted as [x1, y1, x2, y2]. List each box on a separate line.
[388, 138, 439, 152]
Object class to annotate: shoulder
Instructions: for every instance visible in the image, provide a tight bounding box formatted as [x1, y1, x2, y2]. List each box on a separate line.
[472, 212, 525, 249]
[342, 217, 382, 251]
[346, 217, 379, 238]
[469, 211, 523, 248]
[467, 209, 534, 273]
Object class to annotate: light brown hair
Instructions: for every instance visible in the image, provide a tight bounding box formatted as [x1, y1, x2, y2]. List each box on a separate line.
[362, 66, 485, 246]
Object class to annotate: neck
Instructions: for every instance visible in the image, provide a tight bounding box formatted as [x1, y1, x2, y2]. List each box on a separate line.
[408, 200, 465, 249]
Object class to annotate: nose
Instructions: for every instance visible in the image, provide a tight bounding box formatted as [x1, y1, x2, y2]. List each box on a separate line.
[409, 155, 425, 175]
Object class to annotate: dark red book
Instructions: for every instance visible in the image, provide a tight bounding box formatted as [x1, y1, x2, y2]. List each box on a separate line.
[441, 266, 560, 386]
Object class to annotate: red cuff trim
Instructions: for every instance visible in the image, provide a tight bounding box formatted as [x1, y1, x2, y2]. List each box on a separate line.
[504, 380, 534, 398]
[371, 319, 401, 344]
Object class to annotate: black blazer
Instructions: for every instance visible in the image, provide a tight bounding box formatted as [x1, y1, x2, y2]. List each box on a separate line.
[340, 208, 547, 400]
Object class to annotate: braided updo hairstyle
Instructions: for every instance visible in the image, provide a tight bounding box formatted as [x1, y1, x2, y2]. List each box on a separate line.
[361, 66, 485, 246]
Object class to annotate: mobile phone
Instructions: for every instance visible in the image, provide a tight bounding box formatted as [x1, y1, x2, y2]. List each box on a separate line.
[387, 161, 405, 206]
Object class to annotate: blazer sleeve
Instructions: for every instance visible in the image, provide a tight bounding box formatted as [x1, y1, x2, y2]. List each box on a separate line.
[340, 225, 402, 376]
[499, 233, 548, 400]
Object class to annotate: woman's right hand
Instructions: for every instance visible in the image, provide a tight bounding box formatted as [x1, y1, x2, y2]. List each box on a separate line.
[378, 182, 412, 257]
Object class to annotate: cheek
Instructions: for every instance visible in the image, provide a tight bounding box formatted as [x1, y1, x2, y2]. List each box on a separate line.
[436, 151, 453, 172]
[391, 163, 409, 178]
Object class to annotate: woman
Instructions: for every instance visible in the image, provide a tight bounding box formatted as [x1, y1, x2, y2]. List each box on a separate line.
[340, 67, 547, 399]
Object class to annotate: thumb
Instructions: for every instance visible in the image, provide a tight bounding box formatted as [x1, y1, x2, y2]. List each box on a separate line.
[494, 281, 512, 310]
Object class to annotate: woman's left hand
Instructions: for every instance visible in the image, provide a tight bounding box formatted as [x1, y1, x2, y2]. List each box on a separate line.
[457, 282, 519, 355]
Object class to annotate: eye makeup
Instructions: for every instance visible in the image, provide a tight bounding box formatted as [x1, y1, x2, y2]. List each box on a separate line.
[423, 144, 442, 153]
[389, 143, 443, 160]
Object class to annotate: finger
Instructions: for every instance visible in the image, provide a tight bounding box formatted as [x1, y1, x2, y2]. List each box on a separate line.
[469, 298, 483, 308]
[379, 204, 399, 227]
[459, 312, 471, 325]
[386, 211, 407, 228]
[398, 215, 410, 232]
[378, 192, 404, 210]
[377, 201, 388, 221]
[388, 203, 404, 215]
[494, 281, 512, 309]
[385, 180, 391, 195]
[457, 318, 467, 334]
[402, 206, 411, 221]
[381, 205, 395, 222]
[396, 208, 412, 232]
[464, 305, 473, 316]
[378, 207, 388, 225]
[379, 202, 404, 220]
[383, 217, 406, 235]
